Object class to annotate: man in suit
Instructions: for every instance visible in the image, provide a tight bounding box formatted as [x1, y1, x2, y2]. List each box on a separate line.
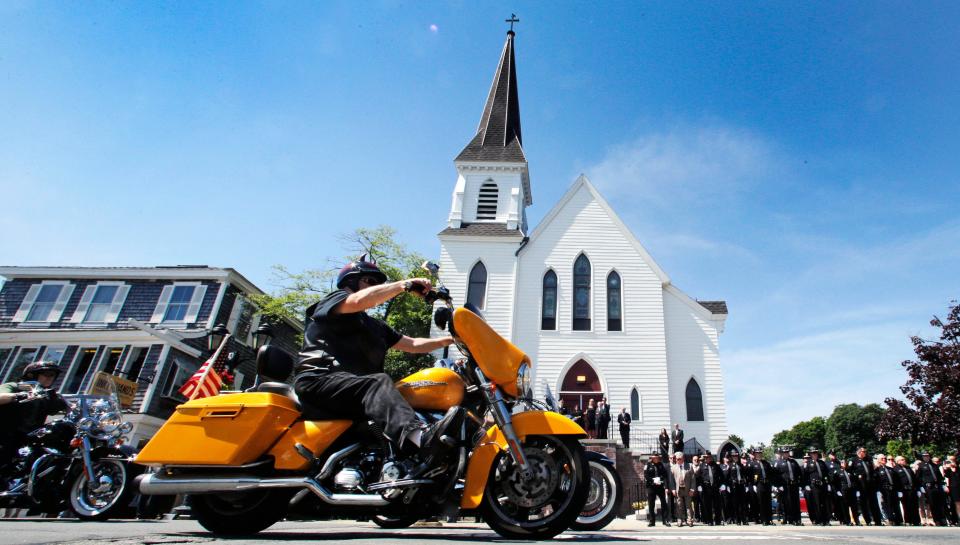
[875, 453, 903, 525]
[597, 398, 611, 440]
[803, 447, 832, 526]
[852, 447, 883, 525]
[724, 451, 748, 525]
[895, 455, 921, 525]
[697, 451, 724, 525]
[617, 407, 631, 448]
[644, 452, 671, 526]
[776, 446, 803, 525]
[918, 451, 948, 526]
[837, 458, 861, 525]
[670, 451, 695, 526]
[748, 447, 775, 525]
[672, 424, 685, 458]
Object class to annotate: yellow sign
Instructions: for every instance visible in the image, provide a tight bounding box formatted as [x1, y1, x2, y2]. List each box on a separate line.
[89, 371, 138, 408]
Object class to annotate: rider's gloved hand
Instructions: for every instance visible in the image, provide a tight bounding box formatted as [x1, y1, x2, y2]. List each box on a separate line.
[403, 278, 433, 297]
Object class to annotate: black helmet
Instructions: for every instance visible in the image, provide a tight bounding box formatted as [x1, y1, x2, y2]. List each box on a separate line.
[336, 255, 387, 289]
[22, 360, 62, 380]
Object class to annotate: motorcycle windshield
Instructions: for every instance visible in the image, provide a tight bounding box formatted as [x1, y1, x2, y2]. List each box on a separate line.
[452, 306, 529, 397]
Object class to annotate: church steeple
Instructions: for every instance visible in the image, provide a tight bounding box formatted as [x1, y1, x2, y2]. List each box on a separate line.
[455, 30, 526, 165]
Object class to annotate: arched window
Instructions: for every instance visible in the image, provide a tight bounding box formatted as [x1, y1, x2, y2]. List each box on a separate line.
[541, 270, 557, 330]
[685, 378, 704, 421]
[466, 261, 487, 309]
[630, 387, 641, 421]
[607, 271, 622, 331]
[573, 254, 591, 331]
[476, 181, 499, 220]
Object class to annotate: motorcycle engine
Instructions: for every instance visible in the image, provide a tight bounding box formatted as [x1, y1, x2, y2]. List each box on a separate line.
[334, 468, 364, 490]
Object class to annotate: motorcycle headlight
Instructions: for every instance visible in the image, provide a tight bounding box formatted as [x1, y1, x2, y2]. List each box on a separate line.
[119, 421, 134, 434]
[516, 362, 532, 399]
[77, 417, 96, 432]
[97, 412, 123, 433]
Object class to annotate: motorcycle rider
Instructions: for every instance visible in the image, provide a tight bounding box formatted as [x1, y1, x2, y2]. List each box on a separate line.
[295, 257, 457, 468]
[0, 361, 69, 474]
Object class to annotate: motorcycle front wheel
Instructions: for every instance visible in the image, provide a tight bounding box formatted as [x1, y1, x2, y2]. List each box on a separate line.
[569, 459, 622, 531]
[68, 459, 139, 521]
[480, 435, 589, 539]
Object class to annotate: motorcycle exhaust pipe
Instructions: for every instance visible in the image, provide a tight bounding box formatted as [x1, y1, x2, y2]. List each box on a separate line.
[138, 473, 389, 507]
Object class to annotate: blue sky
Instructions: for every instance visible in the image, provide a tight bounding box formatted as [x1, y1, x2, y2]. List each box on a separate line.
[2, 1, 958, 445]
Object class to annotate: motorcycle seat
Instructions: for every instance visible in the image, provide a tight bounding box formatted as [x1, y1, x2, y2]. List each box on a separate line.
[256, 382, 301, 411]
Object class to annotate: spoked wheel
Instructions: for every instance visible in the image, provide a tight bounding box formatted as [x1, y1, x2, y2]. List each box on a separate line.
[69, 459, 138, 521]
[569, 459, 622, 531]
[190, 490, 290, 536]
[480, 435, 589, 539]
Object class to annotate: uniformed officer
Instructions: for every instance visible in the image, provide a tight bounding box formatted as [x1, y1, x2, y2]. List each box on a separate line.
[895, 455, 921, 525]
[837, 459, 861, 525]
[825, 450, 845, 524]
[875, 453, 903, 525]
[918, 451, 948, 526]
[803, 447, 831, 525]
[748, 447, 775, 525]
[852, 447, 883, 525]
[724, 451, 747, 524]
[697, 451, 724, 526]
[644, 452, 671, 526]
[776, 446, 803, 525]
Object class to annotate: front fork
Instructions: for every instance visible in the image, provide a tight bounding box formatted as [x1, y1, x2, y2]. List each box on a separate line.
[474, 367, 532, 479]
[80, 435, 97, 481]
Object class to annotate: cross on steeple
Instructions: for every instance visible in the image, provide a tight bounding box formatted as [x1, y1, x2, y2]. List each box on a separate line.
[506, 14, 519, 33]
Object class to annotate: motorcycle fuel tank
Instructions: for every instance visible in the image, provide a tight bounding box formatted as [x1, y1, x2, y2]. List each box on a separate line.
[395, 368, 465, 411]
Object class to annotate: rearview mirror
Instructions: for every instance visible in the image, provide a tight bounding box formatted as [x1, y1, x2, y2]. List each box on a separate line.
[421, 261, 440, 277]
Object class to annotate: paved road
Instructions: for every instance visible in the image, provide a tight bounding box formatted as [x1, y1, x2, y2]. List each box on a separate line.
[0, 518, 957, 545]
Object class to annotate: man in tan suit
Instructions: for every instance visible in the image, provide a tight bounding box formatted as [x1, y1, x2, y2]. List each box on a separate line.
[670, 451, 696, 526]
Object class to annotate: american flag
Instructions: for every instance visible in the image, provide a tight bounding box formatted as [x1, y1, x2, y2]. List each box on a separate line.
[179, 336, 231, 400]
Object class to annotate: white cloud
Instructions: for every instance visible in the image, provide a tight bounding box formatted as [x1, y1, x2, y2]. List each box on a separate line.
[588, 124, 780, 209]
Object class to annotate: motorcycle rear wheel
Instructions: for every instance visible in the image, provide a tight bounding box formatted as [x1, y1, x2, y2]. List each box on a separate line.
[69, 459, 139, 521]
[480, 435, 589, 539]
[569, 459, 622, 531]
[190, 490, 290, 536]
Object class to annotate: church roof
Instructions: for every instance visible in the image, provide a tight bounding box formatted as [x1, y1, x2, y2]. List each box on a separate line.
[438, 222, 525, 238]
[698, 301, 728, 315]
[455, 31, 526, 164]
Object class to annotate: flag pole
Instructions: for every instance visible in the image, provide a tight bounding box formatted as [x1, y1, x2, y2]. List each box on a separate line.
[188, 333, 232, 401]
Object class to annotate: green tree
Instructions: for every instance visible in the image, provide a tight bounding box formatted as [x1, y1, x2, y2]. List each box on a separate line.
[728, 434, 745, 448]
[824, 403, 886, 457]
[770, 417, 827, 451]
[250, 225, 436, 379]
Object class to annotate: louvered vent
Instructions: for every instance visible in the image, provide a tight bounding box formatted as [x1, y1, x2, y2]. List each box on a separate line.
[477, 182, 499, 220]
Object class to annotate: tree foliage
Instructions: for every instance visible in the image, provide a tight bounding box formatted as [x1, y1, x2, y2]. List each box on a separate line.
[728, 434, 745, 448]
[824, 403, 885, 457]
[250, 225, 435, 380]
[771, 416, 826, 451]
[878, 301, 960, 451]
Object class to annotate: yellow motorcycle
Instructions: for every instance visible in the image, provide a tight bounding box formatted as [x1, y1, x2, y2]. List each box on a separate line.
[135, 262, 589, 539]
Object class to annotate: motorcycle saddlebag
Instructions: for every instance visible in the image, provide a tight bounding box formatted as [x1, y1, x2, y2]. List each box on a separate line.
[135, 392, 300, 467]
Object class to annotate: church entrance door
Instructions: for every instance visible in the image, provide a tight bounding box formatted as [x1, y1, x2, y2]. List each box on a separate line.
[559, 359, 605, 423]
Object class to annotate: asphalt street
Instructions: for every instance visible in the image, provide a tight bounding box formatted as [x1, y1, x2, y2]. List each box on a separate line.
[0, 518, 957, 545]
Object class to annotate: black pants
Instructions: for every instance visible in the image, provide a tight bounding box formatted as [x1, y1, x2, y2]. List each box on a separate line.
[700, 487, 723, 525]
[619, 426, 629, 448]
[924, 484, 948, 525]
[842, 488, 860, 524]
[808, 483, 831, 524]
[295, 371, 419, 446]
[860, 483, 883, 525]
[756, 484, 772, 524]
[783, 484, 802, 523]
[879, 487, 902, 525]
[648, 485, 668, 524]
[727, 485, 746, 523]
[901, 489, 921, 525]
[831, 487, 847, 524]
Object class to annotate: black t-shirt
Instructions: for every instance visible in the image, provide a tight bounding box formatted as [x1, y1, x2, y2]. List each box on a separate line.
[297, 290, 402, 377]
[0, 382, 68, 437]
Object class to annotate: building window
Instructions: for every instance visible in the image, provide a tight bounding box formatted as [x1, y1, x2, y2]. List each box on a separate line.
[686, 378, 705, 421]
[541, 270, 557, 330]
[3, 347, 39, 383]
[84, 285, 118, 322]
[13, 281, 75, 323]
[164, 286, 195, 322]
[26, 285, 63, 322]
[162, 359, 192, 400]
[63, 348, 98, 394]
[630, 387, 642, 421]
[476, 181, 499, 220]
[573, 254, 591, 331]
[607, 271, 622, 331]
[101, 347, 124, 375]
[466, 261, 487, 309]
[123, 347, 149, 382]
[0, 349, 13, 377]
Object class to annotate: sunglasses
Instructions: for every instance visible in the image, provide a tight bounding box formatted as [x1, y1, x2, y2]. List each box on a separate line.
[359, 276, 384, 286]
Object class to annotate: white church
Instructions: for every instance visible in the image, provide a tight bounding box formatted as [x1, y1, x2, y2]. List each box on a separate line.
[436, 29, 730, 453]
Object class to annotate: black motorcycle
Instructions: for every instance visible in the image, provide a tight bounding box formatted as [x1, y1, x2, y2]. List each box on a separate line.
[0, 380, 140, 520]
